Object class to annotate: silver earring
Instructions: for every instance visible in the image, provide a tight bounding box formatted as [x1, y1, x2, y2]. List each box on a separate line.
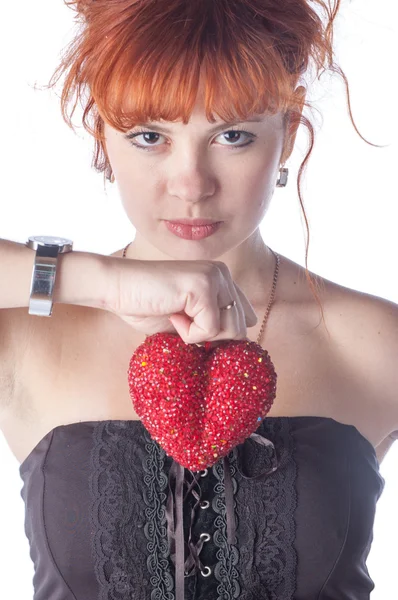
[276, 167, 289, 188]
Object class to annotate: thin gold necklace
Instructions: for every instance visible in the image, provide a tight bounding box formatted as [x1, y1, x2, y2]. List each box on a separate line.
[122, 242, 280, 346]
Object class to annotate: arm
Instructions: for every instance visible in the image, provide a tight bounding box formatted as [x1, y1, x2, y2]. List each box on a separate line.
[0, 237, 111, 311]
[356, 293, 398, 439]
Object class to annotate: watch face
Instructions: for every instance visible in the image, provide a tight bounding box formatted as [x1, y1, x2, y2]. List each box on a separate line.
[29, 236, 73, 246]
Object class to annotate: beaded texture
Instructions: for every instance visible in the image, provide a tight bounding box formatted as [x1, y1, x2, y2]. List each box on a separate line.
[127, 332, 277, 471]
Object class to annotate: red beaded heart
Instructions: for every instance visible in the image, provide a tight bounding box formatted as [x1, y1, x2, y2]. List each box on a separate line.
[127, 332, 277, 471]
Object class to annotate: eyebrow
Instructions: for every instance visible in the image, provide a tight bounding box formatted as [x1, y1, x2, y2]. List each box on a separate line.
[127, 117, 265, 135]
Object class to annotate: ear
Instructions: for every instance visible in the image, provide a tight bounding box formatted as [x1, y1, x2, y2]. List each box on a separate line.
[280, 86, 306, 165]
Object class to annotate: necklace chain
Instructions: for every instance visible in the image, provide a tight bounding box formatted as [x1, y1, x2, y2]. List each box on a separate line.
[122, 242, 280, 346]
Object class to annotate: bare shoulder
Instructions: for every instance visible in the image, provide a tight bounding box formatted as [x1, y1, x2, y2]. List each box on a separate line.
[335, 283, 398, 434]
[308, 265, 398, 437]
[327, 278, 397, 389]
[283, 254, 397, 356]
[280, 254, 398, 439]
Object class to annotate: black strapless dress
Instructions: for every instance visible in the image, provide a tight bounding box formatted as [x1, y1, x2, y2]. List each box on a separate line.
[19, 416, 385, 599]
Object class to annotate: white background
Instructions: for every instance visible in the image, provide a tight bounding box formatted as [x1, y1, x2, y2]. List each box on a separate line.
[0, 0, 397, 597]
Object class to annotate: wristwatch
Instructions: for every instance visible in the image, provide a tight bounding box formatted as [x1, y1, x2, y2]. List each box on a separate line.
[26, 236, 74, 317]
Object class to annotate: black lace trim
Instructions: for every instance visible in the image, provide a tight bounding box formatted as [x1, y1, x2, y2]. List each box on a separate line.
[211, 451, 241, 599]
[141, 426, 175, 599]
[88, 421, 174, 599]
[208, 418, 298, 600]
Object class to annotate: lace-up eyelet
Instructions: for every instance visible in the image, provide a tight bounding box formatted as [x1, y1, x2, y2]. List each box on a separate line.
[200, 532, 211, 542]
[200, 500, 210, 509]
[199, 468, 208, 477]
[200, 566, 212, 577]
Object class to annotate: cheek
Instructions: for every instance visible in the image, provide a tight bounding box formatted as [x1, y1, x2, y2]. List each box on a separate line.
[230, 163, 277, 219]
[233, 163, 277, 205]
[116, 159, 159, 203]
[120, 188, 160, 229]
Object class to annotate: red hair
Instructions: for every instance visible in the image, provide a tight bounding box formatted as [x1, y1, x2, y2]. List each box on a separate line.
[44, 0, 383, 329]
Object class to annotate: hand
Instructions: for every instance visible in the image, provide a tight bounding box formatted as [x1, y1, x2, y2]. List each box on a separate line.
[105, 258, 258, 345]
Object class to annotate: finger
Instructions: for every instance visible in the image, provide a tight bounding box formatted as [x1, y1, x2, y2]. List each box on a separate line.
[233, 281, 258, 327]
[214, 262, 257, 329]
[170, 307, 220, 344]
[214, 292, 242, 341]
[212, 263, 246, 336]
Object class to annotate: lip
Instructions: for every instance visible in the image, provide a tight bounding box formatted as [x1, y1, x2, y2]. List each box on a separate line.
[166, 218, 221, 226]
[164, 220, 222, 240]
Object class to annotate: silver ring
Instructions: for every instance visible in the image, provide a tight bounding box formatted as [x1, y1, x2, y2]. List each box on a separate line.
[220, 300, 237, 311]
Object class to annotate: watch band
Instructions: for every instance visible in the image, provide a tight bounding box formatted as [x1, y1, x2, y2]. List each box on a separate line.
[27, 236, 73, 317]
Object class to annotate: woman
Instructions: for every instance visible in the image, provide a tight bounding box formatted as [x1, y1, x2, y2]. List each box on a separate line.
[0, 0, 397, 598]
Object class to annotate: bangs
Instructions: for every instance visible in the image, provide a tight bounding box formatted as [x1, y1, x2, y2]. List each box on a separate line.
[76, 1, 302, 133]
[94, 51, 296, 133]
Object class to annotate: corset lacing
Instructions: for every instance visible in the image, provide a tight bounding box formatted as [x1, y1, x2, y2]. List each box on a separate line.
[166, 432, 280, 600]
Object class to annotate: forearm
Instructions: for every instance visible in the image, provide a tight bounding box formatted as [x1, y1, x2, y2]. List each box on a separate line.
[0, 237, 111, 311]
[53, 249, 111, 311]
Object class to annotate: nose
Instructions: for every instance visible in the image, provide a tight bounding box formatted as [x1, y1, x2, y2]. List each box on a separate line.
[167, 158, 216, 204]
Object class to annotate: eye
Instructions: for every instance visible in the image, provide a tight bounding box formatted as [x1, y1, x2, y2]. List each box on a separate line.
[124, 127, 256, 151]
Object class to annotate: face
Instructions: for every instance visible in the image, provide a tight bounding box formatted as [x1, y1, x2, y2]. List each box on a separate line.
[104, 88, 304, 264]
